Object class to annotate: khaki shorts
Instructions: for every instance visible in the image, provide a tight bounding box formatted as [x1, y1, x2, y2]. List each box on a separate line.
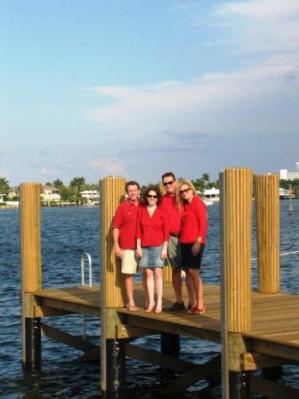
[121, 249, 138, 274]
[167, 235, 182, 269]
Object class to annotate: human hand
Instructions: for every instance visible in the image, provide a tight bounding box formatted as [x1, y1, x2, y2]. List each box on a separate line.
[191, 242, 201, 255]
[114, 245, 123, 258]
[136, 248, 143, 258]
[161, 248, 168, 260]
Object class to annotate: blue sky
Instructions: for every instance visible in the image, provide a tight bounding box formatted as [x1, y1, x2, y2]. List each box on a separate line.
[1, 0, 299, 185]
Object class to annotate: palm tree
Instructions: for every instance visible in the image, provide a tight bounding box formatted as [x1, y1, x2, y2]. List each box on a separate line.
[70, 177, 86, 204]
[53, 179, 64, 189]
[0, 177, 10, 194]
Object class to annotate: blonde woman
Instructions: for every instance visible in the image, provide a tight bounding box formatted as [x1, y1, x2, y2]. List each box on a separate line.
[176, 180, 208, 314]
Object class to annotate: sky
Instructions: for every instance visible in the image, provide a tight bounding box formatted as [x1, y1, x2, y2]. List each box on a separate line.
[1, 0, 299, 186]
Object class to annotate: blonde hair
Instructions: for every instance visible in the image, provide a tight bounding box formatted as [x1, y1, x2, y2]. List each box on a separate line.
[176, 179, 197, 209]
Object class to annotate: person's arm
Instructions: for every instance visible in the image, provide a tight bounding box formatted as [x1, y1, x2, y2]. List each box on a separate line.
[161, 240, 168, 259]
[161, 209, 169, 259]
[192, 199, 208, 255]
[113, 228, 122, 257]
[136, 238, 143, 257]
[136, 210, 143, 257]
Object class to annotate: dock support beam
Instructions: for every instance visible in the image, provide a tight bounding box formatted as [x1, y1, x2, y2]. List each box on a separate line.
[106, 339, 126, 399]
[161, 333, 180, 358]
[20, 183, 42, 371]
[254, 174, 280, 293]
[220, 168, 253, 399]
[24, 318, 41, 372]
[229, 371, 250, 399]
[100, 176, 126, 399]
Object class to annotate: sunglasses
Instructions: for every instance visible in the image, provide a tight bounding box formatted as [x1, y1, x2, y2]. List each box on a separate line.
[147, 194, 158, 198]
[180, 188, 191, 194]
[163, 181, 174, 186]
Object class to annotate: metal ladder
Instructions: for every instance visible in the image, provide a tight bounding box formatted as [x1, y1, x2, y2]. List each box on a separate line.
[80, 252, 93, 339]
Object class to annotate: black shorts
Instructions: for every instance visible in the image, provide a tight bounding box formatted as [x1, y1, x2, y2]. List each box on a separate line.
[181, 243, 205, 270]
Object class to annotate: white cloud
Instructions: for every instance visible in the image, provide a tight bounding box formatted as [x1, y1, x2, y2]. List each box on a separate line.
[87, 55, 299, 147]
[40, 167, 55, 177]
[218, 0, 299, 21]
[86, 0, 299, 156]
[215, 0, 299, 54]
[89, 158, 125, 176]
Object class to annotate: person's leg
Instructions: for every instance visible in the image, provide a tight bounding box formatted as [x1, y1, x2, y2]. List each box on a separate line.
[192, 245, 205, 312]
[154, 267, 163, 312]
[185, 269, 196, 309]
[197, 271, 204, 309]
[142, 271, 149, 308]
[169, 239, 184, 311]
[188, 268, 205, 313]
[145, 268, 155, 311]
[189, 269, 199, 305]
[172, 268, 183, 303]
[124, 274, 137, 310]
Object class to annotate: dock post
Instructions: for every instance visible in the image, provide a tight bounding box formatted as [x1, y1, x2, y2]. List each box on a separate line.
[100, 176, 127, 399]
[161, 333, 180, 358]
[19, 183, 42, 372]
[254, 175, 280, 294]
[220, 168, 253, 399]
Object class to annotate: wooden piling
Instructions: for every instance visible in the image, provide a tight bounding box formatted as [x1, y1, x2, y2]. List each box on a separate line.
[19, 182, 42, 370]
[100, 176, 126, 308]
[100, 176, 126, 398]
[254, 175, 280, 294]
[220, 168, 253, 398]
[221, 168, 253, 332]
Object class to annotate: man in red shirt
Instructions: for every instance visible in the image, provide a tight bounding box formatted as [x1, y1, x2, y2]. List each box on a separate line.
[112, 181, 140, 311]
[160, 172, 185, 311]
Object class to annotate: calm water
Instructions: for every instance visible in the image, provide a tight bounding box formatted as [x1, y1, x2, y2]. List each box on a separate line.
[0, 201, 298, 398]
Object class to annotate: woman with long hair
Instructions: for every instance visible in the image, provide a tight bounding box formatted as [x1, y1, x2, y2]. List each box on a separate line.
[176, 180, 208, 314]
[136, 185, 169, 313]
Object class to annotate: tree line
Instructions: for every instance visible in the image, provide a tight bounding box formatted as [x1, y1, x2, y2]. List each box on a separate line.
[0, 177, 98, 204]
[0, 174, 217, 201]
[1, 175, 298, 202]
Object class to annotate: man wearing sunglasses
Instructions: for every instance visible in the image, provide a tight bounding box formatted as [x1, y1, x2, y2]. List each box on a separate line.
[161, 172, 185, 311]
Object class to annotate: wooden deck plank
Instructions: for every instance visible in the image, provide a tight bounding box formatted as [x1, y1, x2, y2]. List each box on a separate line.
[33, 283, 299, 361]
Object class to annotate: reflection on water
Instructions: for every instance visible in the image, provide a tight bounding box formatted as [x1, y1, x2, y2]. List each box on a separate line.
[0, 202, 298, 398]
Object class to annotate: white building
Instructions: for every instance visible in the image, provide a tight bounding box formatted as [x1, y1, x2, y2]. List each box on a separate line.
[80, 190, 99, 204]
[41, 185, 61, 202]
[280, 162, 299, 180]
[8, 187, 19, 199]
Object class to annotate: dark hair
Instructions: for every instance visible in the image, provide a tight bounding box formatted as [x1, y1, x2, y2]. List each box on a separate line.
[125, 180, 140, 192]
[161, 171, 176, 181]
[142, 185, 162, 205]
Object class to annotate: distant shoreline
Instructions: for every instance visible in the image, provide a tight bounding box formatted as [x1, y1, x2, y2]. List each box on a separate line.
[0, 204, 99, 210]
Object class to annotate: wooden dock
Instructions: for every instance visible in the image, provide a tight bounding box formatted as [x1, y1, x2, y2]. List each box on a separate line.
[33, 283, 299, 361]
[19, 170, 299, 399]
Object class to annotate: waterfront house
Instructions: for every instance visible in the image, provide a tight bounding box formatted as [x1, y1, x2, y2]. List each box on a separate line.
[41, 185, 61, 203]
[8, 186, 19, 200]
[80, 189, 99, 205]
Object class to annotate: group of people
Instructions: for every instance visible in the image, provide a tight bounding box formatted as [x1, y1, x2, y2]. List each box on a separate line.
[112, 172, 208, 314]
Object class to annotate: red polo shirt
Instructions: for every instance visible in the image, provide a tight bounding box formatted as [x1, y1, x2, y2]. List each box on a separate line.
[112, 200, 140, 249]
[160, 194, 182, 236]
[136, 206, 169, 247]
[179, 196, 208, 244]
